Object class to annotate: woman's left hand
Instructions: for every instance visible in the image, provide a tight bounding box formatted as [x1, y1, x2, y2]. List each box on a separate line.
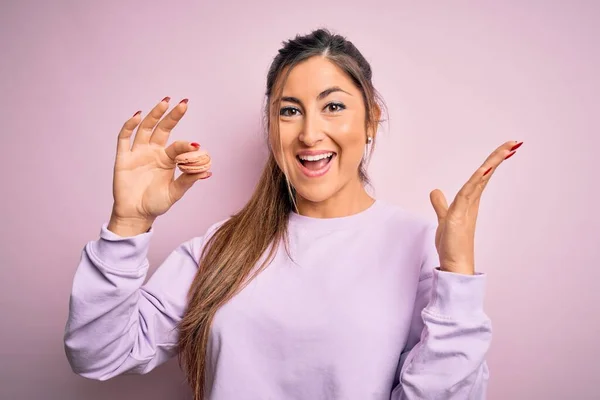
[429, 140, 523, 275]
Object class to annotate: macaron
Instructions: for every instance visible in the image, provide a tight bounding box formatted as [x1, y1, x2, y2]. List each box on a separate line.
[175, 150, 211, 174]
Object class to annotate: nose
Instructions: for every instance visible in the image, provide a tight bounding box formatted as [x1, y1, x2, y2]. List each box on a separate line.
[298, 111, 324, 147]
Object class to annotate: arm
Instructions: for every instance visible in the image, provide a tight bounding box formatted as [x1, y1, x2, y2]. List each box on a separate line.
[63, 222, 207, 380]
[392, 226, 492, 399]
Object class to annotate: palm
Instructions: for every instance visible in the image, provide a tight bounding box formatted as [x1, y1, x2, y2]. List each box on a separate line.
[112, 145, 177, 220]
[430, 140, 522, 275]
[109, 98, 212, 224]
[434, 203, 477, 272]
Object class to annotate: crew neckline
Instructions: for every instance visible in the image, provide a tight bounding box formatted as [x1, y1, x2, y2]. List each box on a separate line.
[288, 199, 383, 230]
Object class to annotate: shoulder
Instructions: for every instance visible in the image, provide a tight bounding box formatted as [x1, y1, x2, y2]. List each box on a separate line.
[186, 217, 232, 261]
[372, 200, 438, 274]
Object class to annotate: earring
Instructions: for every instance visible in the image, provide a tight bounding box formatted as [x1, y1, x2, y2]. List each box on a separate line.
[363, 136, 373, 161]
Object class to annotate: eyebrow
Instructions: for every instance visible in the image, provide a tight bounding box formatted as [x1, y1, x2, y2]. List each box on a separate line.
[280, 86, 352, 106]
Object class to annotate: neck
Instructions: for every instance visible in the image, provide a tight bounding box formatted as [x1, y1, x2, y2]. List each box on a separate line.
[295, 178, 374, 219]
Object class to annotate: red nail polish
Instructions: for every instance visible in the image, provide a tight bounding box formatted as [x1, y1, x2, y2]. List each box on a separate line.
[510, 141, 523, 151]
[179, 98, 189, 104]
[161, 96, 171, 103]
[201, 172, 212, 179]
[191, 142, 200, 148]
[132, 110, 141, 117]
[483, 167, 493, 176]
[504, 150, 516, 160]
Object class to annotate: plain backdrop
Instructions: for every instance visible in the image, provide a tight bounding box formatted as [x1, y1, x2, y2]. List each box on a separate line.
[1, 1, 598, 399]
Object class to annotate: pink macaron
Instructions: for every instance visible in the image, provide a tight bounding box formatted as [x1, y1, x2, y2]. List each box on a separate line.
[175, 150, 211, 174]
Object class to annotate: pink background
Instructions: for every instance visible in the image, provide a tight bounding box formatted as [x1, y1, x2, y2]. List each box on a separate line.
[1, 1, 598, 399]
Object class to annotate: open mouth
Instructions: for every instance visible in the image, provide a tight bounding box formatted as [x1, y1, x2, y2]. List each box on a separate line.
[296, 152, 336, 177]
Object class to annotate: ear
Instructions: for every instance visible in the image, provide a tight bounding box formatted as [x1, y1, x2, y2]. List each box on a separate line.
[368, 103, 382, 139]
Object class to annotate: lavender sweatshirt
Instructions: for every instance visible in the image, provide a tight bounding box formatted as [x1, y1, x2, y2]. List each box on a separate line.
[64, 200, 491, 399]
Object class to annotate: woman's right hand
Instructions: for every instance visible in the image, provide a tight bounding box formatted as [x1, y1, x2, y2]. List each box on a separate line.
[107, 97, 212, 236]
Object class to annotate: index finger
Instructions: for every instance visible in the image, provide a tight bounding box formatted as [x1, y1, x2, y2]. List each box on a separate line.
[458, 140, 523, 201]
[479, 140, 523, 178]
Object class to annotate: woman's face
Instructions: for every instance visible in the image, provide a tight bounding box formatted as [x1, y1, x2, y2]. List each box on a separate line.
[271, 56, 371, 205]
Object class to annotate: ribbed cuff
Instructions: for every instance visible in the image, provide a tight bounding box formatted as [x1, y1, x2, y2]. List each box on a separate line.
[426, 268, 487, 320]
[87, 222, 154, 274]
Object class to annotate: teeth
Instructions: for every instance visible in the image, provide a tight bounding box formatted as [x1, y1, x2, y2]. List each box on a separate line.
[298, 152, 333, 161]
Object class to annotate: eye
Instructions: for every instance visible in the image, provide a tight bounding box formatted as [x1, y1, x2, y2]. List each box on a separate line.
[280, 106, 301, 117]
[325, 102, 346, 113]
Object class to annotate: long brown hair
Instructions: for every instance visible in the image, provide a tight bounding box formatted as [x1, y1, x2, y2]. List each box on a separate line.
[177, 28, 385, 399]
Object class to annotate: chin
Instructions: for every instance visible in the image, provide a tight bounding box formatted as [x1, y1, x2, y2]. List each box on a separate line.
[293, 183, 339, 204]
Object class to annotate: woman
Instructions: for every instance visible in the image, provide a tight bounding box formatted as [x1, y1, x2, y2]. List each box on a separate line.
[64, 29, 521, 399]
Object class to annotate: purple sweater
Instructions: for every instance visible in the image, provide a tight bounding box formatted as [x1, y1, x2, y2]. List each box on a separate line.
[64, 200, 491, 399]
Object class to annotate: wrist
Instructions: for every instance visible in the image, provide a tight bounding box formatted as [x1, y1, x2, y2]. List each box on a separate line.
[107, 215, 154, 237]
[438, 265, 475, 275]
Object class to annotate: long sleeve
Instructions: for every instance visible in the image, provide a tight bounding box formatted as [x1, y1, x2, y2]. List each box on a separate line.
[63, 222, 207, 380]
[391, 225, 492, 399]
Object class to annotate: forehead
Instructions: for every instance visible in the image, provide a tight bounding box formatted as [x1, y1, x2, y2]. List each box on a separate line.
[281, 56, 356, 96]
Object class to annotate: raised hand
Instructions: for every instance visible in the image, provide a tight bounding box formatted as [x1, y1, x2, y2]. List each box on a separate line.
[108, 97, 212, 236]
[429, 140, 523, 275]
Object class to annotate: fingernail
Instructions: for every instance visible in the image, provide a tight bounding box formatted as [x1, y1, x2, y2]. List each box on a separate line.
[179, 98, 189, 104]
[191, 142, 200, 148]
[510, 141, 523, 151]
[132, 110, 141, 117]
[161, 96, 171, 103]
[483, 167, 493, 176]
[504, 150, 517, 160]
[201, 172, 212, 179]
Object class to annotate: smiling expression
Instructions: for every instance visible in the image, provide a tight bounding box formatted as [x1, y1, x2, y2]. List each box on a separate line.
[270, 56, 374, 206]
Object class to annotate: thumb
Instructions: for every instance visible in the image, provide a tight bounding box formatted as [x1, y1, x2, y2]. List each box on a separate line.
[429, 189, 448, 222]
[170, 171, 212, 202]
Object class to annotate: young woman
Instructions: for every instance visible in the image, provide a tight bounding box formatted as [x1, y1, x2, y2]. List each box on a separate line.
[64, 29, 521, 399]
